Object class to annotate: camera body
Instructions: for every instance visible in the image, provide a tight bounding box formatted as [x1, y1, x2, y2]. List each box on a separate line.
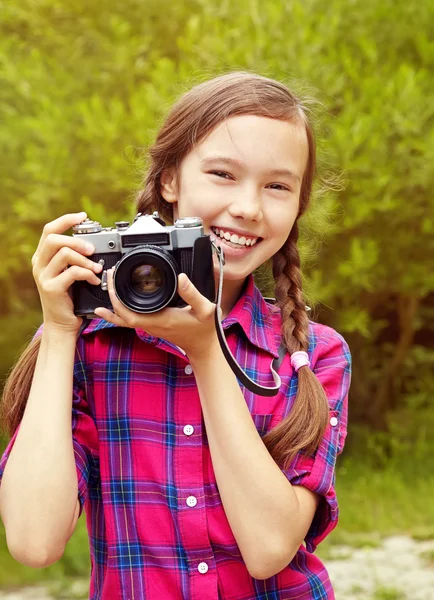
[71, 212, 215, 318]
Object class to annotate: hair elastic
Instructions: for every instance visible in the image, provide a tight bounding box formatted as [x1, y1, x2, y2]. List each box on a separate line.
[290, 351, 310, 372]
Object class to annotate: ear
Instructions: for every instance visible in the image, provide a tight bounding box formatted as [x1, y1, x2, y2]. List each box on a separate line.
[160, 169, 178, 204]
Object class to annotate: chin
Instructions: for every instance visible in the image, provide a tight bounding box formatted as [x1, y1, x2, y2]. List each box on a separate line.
[213, 264, 249, 282]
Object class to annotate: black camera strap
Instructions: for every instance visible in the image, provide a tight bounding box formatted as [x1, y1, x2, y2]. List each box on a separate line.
[212, 243, 284, 397]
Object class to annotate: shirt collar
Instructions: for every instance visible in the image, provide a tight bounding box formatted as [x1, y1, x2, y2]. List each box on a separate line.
[81, 317, 122, 336]
[81, 274, 279, 358]
[81, 317, 156, 346]
[220, 274, 280, 358]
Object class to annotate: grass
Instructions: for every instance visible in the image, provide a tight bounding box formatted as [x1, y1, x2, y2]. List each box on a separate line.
[370, 586, 406, 600]
[315, 458, 434, 561]
[410, 527, 434, 542]
[1, 456, 434, 591]
[419, 549, 434, 566]
[349, 583, 365, 595]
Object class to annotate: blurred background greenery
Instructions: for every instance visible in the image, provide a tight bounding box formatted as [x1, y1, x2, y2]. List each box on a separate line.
[0, 0, 433, 595]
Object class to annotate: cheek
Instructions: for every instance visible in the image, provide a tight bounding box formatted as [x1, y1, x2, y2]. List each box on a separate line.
[266, 206, 298, 237]
[177, 179, 220, 218]
[179, 195, 224, 223]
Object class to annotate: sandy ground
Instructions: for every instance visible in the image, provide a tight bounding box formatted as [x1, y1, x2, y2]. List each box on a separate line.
[0, 535, 433, 599]
[326, 535, 434, 599]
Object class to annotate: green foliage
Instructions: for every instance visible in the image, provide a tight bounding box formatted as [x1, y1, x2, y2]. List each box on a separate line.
[334, 462, 434, 537]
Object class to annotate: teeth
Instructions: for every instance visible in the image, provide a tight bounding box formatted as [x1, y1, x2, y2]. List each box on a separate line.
[211, 226, 258, 247]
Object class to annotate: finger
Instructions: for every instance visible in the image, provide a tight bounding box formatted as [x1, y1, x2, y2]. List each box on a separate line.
[34, 212, 88, 259]
[105, 268, 137, 325]
[40, 265, 102, 294]
[177, 274, 215, 321]
[94, 307, 129, 327]
[44, 247, 103, 279]
[35, 232, 95, 271]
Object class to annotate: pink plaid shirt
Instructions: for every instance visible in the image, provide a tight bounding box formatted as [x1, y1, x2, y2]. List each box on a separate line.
[0, 275, 351, 599]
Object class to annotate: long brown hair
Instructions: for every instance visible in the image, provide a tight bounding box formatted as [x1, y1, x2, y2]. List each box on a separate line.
[2, 72, 329, 470]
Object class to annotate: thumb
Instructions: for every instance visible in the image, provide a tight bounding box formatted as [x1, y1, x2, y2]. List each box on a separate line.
[177, 273, 214, 321]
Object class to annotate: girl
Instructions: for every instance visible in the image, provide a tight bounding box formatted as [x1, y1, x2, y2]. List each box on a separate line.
[0, 72, 351, 599]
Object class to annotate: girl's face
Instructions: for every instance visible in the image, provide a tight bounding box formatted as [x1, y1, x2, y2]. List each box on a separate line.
[161, 114, 308, 286]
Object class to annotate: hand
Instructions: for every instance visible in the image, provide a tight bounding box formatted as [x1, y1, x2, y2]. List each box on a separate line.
[32, 212, 103, 334]
[94, 270, 220, 360]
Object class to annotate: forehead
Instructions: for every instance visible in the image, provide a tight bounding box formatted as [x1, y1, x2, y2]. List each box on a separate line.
[190, 114, 309, 178]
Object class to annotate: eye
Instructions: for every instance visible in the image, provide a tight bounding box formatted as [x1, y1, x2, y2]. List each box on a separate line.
[208, 170, 233, 180]
[267, 183, 291, 192]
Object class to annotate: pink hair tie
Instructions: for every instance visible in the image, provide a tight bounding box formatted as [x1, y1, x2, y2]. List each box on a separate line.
[290, 351, 310, 372]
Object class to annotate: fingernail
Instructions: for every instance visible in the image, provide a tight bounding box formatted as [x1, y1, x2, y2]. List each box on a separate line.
[180, 274, 188, 290]
[85, 243, 95, 253]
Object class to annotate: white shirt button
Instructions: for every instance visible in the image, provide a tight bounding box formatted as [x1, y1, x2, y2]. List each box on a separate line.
[183, 424, 194, 436]
[184, 364, 193, 375]
[330, 416, 338, 427]
[198, 562, 208, 574]
[186, 495, 197, 507]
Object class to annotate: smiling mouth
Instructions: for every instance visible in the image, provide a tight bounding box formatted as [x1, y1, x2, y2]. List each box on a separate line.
[210, 226, 262, 247]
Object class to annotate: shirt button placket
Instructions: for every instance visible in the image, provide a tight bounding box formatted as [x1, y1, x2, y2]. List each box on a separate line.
[176, 359, 218, 598]
[186, 495, 198, 508]
[183, 424, 194, 436]
[198, 562, 209, 574]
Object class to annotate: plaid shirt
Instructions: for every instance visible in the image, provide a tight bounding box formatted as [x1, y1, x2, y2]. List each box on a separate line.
[0, 275, 351, 600]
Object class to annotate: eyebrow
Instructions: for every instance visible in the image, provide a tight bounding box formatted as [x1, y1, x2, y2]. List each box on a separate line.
[200, 156, 301, 183]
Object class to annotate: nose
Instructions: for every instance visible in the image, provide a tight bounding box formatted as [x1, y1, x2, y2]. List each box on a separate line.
[228, 188, 263, 222]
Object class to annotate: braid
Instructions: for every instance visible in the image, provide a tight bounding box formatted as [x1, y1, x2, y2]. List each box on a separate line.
[263, 222, 330, 469]
[273, 221, 309, 353]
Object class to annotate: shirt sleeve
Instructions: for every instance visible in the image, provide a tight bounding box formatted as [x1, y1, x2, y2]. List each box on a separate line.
[282, 328, 352, 552]
[71, 372, 99, 515]
[0, 324, 98, 517]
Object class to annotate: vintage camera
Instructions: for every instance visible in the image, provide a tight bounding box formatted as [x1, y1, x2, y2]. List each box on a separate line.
[71, 212, 215, 318]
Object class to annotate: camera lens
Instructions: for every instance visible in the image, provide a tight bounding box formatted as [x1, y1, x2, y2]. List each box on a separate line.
[113, 246, 178, 313]
[131, 265, 164, 294]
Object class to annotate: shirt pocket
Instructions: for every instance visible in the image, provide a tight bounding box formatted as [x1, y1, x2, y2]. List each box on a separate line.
[251, 413, 273, 438]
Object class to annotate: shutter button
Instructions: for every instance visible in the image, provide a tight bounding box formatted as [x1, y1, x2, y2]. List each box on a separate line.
[183, 425, 194, 436]
[198, 562, 208, 574]
[184, 364, 193, 375]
